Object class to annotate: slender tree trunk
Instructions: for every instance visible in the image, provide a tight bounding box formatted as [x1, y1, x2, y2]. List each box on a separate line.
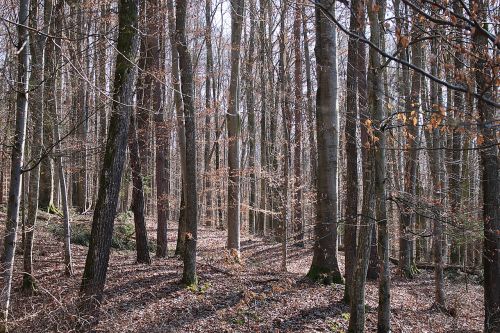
[47, 0, 72, 277]
[128, 113, 151, 264]
[429, 37, 446, 311]
[204, 0, 214, 227]
[399, 14, 422, 279]
[22, 0, 46, 292]
[155, 111, 169, 257]
[153, 4, 168, 258]
[292, 0, 303, 247]
[367, 0, 390, 330]
[80, 0, 140, 318]
[307, 0, 343, 284]
[175, 0, 199, 286]
[166, 0, 187, 256]
[257, 0, 267, 236]
[245, 0, 256, 235]
[302, 4, 317, 236]
[0, 0, 30, 329]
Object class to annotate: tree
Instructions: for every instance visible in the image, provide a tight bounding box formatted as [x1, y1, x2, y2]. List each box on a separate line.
[0, 0, 30, 330]
[472, 0, 500, 330]
[245, 0, 257, 234]
[292, 0, 303, 246]
[22, 0, 46, 291]
[175, 0, 199, 286]
[166, 0, 187, 257]
[80, 0, 140, 317]
[367, 0, 390, 329]
[307, 0, 343, 284]
[48, 0, 73, 277]
[226, 0, 245, 257]
[343, 0, 365, 302]
[128, 112, 151, 264]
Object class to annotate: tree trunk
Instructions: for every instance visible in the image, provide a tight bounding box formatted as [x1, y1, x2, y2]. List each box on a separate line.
[0, 0, 30, 329]
[245, 0, 256, 235]
[307, 0, 342, 284]
[257, 0, 267, 236]
[80, 0, 140, 318]
[471, 2, 500, 330]
[226, 0, 244, 256]
[128, 113, 151, 264]
[367, 0, 390, 330]
[302, 5, 316, 238]
[204, 0, 214, 227]
[46, 0, 72, 277]
[292, 0, 303, 247]
[429, 36, 446, 311]
[151, 2, 168, 258]
[166, 0, 187, 257]
[175, 0, 199, 286]
[22, 0, 46, 292]
[155, 112, 169, 257]
[399, 14, 422, 279]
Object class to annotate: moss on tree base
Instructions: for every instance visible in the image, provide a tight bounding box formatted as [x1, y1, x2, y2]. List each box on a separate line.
[47, 202, 63, 217]
[21, 274, 37, 294]
[307, 265, 344, 285]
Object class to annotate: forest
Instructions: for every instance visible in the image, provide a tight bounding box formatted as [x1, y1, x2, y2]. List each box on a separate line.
[0, 0, 498, 332]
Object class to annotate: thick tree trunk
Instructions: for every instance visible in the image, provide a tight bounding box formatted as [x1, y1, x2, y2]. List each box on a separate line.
[175, 0, 199, 286]
[226, 0, 244, 256]
[307, 0, 343, 284]
[80, 0, 140, 318]
[0, 0, 30, 329]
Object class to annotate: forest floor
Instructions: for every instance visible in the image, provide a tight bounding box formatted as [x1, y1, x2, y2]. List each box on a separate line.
[1, 209, 484, 332]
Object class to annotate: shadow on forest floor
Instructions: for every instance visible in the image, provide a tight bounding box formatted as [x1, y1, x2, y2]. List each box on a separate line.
[3, 219, 484, 333]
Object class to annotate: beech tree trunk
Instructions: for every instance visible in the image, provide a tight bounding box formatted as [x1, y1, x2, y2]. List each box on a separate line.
[307, 0, 343, 284]
[226, 0, 244, 256]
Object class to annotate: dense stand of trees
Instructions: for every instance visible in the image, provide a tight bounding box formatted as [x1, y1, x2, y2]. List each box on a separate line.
[0, 0, 498, 331]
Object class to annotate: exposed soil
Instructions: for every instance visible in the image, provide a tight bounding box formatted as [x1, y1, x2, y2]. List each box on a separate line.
[4, 212, 484, 332]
